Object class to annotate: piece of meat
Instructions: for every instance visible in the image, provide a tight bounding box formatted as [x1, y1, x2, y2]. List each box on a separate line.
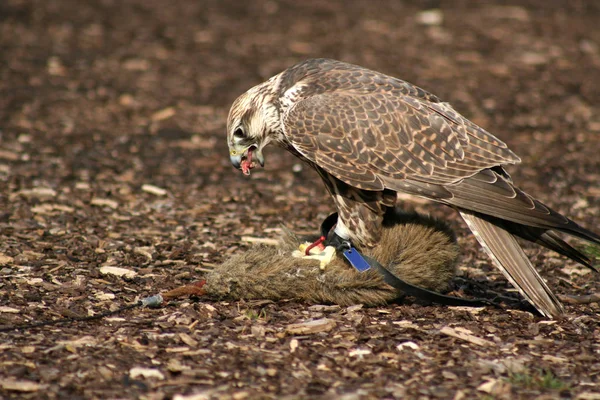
[241, 148, 254, 175]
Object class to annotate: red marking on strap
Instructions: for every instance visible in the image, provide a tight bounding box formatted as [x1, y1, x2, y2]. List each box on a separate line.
[305, 235, 326, 256]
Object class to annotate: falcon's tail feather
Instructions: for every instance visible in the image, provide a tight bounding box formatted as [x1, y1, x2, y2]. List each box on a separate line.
[460, 211, 564, 318]
[508, 226, 597, 271]
[471, 214, 598, 271]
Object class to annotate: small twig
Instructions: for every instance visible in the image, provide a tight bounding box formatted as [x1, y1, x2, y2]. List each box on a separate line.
[161, 280, 206, 300]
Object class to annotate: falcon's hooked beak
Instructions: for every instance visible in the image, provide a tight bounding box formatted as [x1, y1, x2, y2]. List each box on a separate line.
[230, 145, 265, 176]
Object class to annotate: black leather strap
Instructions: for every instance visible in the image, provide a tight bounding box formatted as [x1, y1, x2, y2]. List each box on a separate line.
[363, 254, 494, 307]
[319, 212, 496, 308]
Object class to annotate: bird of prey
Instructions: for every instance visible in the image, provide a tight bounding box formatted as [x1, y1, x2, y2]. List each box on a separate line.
[226, 58, 600, 318]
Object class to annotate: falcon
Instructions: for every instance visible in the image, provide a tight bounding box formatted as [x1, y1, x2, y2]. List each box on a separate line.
[226, 58, 600, 318]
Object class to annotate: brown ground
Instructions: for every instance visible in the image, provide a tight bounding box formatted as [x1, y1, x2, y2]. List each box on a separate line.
[1, 0, 600, 399]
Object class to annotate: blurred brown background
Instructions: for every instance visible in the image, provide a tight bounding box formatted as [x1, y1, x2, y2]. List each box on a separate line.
[1, 1, 599, 399]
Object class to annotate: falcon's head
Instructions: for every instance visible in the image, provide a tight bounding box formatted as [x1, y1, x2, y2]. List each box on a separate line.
[226, 79, 283, 176]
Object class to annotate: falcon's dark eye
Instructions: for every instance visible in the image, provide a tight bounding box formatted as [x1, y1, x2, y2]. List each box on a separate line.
[233, 127, 245, 139]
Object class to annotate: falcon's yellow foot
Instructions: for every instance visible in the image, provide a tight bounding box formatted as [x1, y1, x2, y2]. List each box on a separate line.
[293, 243, 337, 270]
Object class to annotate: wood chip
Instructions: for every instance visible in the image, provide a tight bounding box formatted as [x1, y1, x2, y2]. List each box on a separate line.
[31, 204, 75, 214]
[0, 254, 14, 265]
[477, 379, 499, 393]
[173, 394, 212, 400]
[396, 341, 419, 351]
[440, 326, 495, 347]
[122, 58, 150, 71]
[134, 246, 154, 260]
[151, 107, 176, 121]
[0, 306, 20, 313]
[392, 320, 420, 330]
[477, 378, 511, 396]
[241, 236, 279, 246]
[129, 367, 165, 380]
[0, 379, 47, 392]
[165, 347, 190, 353]
[10, 187, 57, 200]
[167, 358, 191, 373]
[448, 306, 486, 314]
[348, 348, 372, 357]
[289, 338, 299, 353]
[91, 198, 119, 209]
[99, 266, 137, 278]
[142, 184, 168, 196]
[577, 393, 600, 400]
[542, 354, 569, 363]
[57, 336, 98, 348]
[94, 292, 115, 301]
[179, 333, 198, 348]
[286, 318, 336, 335]
[346, 304, 364, 312]
[442, 371, 458, 380]
[308, 305, 340, 312]
[251, 325, 266, 338]
[416, 9, 443, 26]
[0, 149, 20, 161]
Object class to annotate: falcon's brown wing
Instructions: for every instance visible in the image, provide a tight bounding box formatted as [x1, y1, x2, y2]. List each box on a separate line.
[282, 90, 519, 191]
[282, 89, 599, 243]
